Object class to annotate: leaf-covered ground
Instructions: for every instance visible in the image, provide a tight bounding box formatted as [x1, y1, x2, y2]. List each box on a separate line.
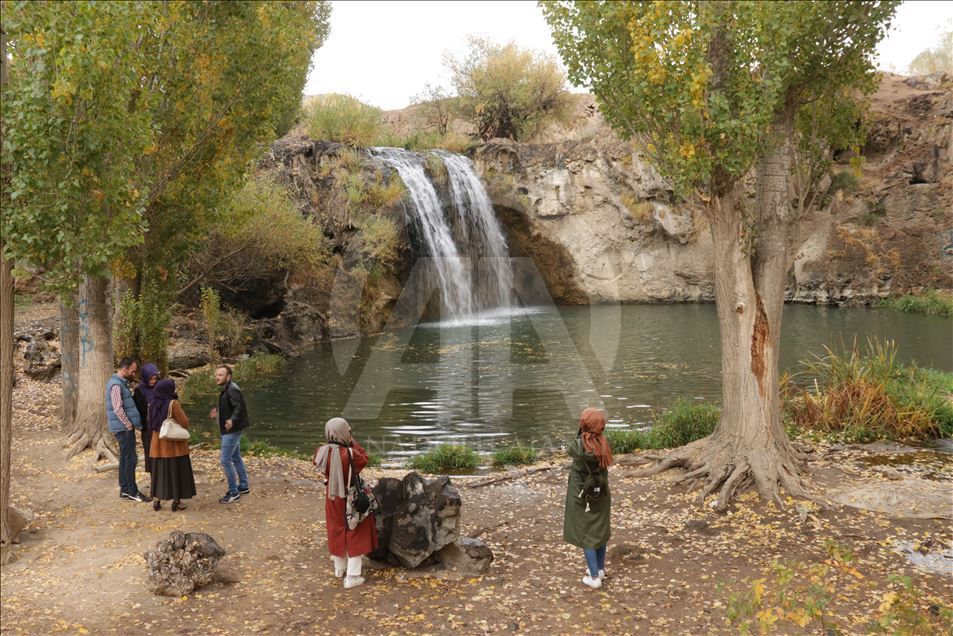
[2, 319, 951, 634]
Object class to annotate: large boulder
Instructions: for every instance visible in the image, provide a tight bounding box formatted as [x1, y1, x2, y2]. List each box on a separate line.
[371, 472, 462, 568]
[23, 338, 61, 380]
[145, 531, 226, 596]
[167, 340, 211, 371]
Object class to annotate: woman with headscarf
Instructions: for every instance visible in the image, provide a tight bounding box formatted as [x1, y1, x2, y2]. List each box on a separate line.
[148, 378, 196, 511]
[313, 417, 378, 589]
[564, 407, 613, 589]
[133, 363, 160, 479]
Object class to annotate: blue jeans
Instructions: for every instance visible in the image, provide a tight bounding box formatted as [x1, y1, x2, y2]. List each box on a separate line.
[583, 545, 607, 577]
[220, 432, 248, 496]
[114, 429, 139, 495]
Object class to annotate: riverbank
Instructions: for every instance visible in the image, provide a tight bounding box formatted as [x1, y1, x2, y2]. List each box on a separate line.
[3, 366, 952, 634]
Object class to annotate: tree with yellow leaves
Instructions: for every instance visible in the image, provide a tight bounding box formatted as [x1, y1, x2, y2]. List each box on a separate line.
[542, 1, 898, 508]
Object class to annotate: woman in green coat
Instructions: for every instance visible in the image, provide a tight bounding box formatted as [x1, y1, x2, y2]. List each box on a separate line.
[564, 407, 613, 589]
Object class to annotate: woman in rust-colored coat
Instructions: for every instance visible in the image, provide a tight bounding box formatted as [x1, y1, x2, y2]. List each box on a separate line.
[313, 417, 378, 589]
[148, 378, 196, 512]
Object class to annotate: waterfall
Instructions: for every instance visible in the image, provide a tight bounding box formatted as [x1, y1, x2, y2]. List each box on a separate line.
[371, 147, 512, 321]
[437, 151, 514, 312]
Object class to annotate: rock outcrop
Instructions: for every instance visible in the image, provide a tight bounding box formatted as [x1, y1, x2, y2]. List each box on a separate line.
[217, 73, 951, 350]
[145, 531, 226, 596]
[370, 472, 462, 568]
[472, 74, 953, 305]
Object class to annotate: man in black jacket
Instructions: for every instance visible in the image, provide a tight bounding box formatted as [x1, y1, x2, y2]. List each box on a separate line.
[209, 365, 250, 503]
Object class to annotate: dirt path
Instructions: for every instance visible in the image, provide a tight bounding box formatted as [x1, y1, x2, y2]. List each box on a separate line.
[3, 304, 952, 634]
[2, 377, 951, 634]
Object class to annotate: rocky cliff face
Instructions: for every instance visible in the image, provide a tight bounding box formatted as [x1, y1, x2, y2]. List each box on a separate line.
[472, 73, 953, 305]
[241, 74, 950, 351]
[249, 139, 414, 352]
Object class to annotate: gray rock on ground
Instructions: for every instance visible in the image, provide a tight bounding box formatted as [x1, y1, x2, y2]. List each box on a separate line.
[145, 532, 226, 596]
[437, 537, 494, 574]
[8, 507, 32, 543]
[23, 338, 61, 380]
[371, 472, 468, 569]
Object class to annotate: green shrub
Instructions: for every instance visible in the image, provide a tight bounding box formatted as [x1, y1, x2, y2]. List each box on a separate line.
[820, 169, 859, 207]
[358, 215, 401, 268]
[235, 353, 285, 378]
[363, 172, 405, 209]
[199, 286, 221, 362]
[408, 444, 479, 473]
[179, 353, 285, 401]
[605, 399, 719, 454]
[605, 429, 647, 454]
[860, 197, 887, 225]
[492, 445, 538, 466]
[303, 94, 383, 146]
[446, 37, 572, 141]
[646, 398, 720, 448]
[113, 284, 174, 372]
[876, 289, 953, 318]
[197, 286, 250, 359]
[425, 153, 448, 185]
[216, 308, 249, 358]
[783, 338, 950, 442]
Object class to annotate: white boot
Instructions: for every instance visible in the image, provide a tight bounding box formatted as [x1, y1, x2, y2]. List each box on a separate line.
[343, 555, 364, 589]
[344, 575, 365, 589]
[582, 574, 603, 589]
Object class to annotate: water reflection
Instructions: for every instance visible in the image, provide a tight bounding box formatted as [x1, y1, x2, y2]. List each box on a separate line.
[185, 304, 952, 459]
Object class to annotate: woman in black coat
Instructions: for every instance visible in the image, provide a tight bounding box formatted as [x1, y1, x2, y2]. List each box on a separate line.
[132, 362, 160, 480]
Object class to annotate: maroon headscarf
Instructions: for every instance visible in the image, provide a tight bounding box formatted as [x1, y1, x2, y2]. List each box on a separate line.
[579, 407, 613, 468]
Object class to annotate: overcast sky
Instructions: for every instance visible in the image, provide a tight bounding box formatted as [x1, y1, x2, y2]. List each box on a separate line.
[303, 0, 953, 110]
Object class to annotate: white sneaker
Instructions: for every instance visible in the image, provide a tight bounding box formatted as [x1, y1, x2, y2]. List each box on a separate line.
[581, 575, 602, 589]
[344, 575, 365, 589]
[599, 568, 606, 580]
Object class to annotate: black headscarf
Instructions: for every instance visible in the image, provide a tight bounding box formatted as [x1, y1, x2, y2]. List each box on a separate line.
[147, 378, 177, 432]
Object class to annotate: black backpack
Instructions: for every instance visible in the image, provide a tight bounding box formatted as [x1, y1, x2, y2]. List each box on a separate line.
[580, 461, 607, 504]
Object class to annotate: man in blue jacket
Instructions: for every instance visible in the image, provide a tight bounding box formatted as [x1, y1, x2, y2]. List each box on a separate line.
[105, 357, 150, 502]
[209, 365, 250, 504]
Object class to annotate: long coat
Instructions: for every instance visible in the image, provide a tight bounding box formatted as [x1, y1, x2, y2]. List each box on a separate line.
[149, 401, 190, 459]
[563, 436, 611, 549]
[324, 440, 379, 558]
[132, 387, 153, 472]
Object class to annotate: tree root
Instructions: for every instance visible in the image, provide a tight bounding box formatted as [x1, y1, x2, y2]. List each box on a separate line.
[64, 420, 118, 462]
[628, 435, 822, 512]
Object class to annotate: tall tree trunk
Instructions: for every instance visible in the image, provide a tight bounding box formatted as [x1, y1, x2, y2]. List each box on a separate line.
[64, 275, 117, 462]
[59, 296, 80, 431]
[640, 115, 808, 509]
[1, 245, 14, 563]
[1, 28, 14, 564]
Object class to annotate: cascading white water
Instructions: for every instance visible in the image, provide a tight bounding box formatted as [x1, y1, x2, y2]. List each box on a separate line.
[436, 151, 513, 312]
[371, 147, 512, 321]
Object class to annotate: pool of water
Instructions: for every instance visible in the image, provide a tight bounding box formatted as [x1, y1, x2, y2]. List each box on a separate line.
[184, 304, 952, 460]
